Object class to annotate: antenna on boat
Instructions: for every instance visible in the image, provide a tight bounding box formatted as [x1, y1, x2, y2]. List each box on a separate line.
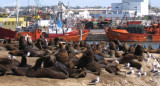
[15, 0, 21, 31]
[16, 0, 19, 28]
[28, 0, 30, 15]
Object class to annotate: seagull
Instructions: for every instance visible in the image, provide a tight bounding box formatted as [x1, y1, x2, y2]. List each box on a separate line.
[145, 58, 150, 62]
[113, 59, 119, 64]
[45, 39, 48, 42]
[8, 54, 16, 59]
[125, 63, 130, 69]
[45, 39, 48, 46]
[126, 69, 134, 75]
[154, 58, 157, 61]
[153, 70, 160, 76]
[89, 77, 100, 84]
[151, 67, 158, 73]
[142, 72, 147, 76]
[25, 34, 29, 41]
[147, 52, 152, 58]
[74, 49, 80, 53]
[103, 46, 107, 50]
[12, 56, 16, 59]
[137, 72, 141, 77]
[27, 52, 30, 57]
[155, 64, 160, 68]
[8, 54, 11, 59]
[129, 67, 133, 70]
[139, 68, 143, 72]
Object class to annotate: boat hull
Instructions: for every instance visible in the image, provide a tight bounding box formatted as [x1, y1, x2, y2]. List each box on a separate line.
[0, 27, 16, 38]
[46, 29, 90, 41]
[15, 29, 90, 42]
[105, 28, 160, 42]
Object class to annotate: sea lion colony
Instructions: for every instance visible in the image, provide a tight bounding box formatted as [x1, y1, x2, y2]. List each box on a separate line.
[0, 37, 160, 80]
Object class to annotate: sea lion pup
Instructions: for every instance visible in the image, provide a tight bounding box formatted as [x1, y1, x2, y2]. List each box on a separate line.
[128, 44, 136, 54]
[78, 49, 101, 75]
[55, 42, 70, 66]
[105, 62, 121, 75]
[19, 36, 28, 50]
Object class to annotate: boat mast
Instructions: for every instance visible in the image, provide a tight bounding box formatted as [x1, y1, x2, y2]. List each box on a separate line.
[16, 0, 19, 29]
[58, 1, 64, 34]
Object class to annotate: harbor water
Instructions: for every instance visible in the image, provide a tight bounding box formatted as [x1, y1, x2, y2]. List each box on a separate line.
[87, 41, 160, 49]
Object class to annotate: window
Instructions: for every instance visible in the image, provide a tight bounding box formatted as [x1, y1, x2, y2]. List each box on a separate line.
[12, 21, 14, 25]
[8, 22, 10, 25]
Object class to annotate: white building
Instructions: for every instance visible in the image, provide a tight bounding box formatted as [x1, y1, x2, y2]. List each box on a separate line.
[78, 10, 92, 19]
[102, 0, 148, 18]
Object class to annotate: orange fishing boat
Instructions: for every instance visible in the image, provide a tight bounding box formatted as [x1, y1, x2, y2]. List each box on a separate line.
[105, 23, 160, 42]
[14, 28, 90, 42]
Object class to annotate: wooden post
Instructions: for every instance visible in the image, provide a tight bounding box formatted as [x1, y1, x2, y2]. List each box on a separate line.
[77, 23, 83, 41]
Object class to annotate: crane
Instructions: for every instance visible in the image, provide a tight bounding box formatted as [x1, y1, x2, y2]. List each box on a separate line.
[0, 11, 16, 27]
[0, 0, 19, 28]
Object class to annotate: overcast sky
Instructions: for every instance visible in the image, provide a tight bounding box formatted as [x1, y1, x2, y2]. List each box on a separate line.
[0, 0, 159, 7]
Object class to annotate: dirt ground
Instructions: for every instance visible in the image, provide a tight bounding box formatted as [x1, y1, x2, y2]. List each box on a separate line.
[0, 50, 160, 86]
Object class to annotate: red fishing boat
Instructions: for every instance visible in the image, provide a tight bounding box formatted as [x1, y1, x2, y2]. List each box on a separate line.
[14, 28, 90, 42]
[105, 22, 160, 42]
[0, 27, 16, 39]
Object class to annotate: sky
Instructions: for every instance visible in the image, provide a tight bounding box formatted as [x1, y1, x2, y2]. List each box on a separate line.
[0, 0, 159, 7]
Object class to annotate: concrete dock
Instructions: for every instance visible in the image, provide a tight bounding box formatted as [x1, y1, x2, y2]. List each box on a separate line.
[85, 29, 108, 41]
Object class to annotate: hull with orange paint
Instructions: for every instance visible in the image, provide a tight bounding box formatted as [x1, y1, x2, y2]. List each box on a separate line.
[15, 29, 90, 42]
[14, 29, 42, 41]
[105, 28, 160, 42]
[45, 29, 90, 41]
